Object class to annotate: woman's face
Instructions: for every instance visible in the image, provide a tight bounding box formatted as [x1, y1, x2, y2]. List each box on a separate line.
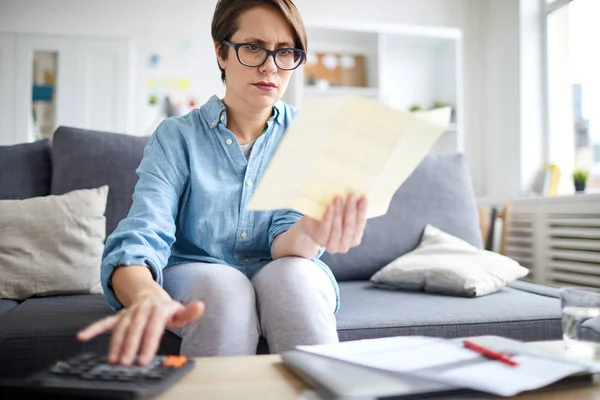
[217, 6, 296, 110]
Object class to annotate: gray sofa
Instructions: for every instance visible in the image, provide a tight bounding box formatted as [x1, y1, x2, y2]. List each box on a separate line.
[0, 126, 563, 379]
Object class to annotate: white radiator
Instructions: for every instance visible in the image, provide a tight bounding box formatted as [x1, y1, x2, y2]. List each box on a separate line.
[504, 194, 600, 288]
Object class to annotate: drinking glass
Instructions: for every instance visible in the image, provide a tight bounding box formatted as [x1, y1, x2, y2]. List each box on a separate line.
[560, 286, 600, 357]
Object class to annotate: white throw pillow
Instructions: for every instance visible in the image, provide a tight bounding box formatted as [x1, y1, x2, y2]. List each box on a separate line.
[370, 224, 529, 297]
[0, 186, 108, 300]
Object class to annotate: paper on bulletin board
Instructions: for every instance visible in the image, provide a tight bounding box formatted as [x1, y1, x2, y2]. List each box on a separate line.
[246, 95, 451, 220]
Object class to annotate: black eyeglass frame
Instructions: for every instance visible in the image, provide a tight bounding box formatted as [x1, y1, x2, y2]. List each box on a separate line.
[221, 40, 306, 71]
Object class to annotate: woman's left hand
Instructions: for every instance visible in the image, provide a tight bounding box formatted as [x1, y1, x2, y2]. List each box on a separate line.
[300, 194, 368, 254]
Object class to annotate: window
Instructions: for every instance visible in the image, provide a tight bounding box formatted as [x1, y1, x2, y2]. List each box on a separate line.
[545, 0, 600, 191]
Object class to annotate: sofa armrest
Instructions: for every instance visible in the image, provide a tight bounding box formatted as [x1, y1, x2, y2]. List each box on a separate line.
[508, 280, 559, 299]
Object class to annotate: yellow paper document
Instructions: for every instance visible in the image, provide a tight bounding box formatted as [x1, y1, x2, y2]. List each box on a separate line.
[246, 95, 451, 220]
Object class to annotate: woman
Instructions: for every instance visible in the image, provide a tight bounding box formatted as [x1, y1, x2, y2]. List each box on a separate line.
[77, 0, 368, 366]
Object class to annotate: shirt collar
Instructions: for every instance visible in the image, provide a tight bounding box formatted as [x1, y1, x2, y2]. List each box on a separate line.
[271, 99, 285, 125]
[201, 95, 285, 128]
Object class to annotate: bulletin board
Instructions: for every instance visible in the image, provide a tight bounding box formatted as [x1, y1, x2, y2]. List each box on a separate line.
[304, 52, 367, 88]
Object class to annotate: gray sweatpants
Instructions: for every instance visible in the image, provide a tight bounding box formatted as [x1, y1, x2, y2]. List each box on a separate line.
[162, 256, 338, 356]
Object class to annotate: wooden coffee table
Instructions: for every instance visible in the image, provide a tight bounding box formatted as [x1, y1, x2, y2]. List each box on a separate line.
[155, 341, 600, 400]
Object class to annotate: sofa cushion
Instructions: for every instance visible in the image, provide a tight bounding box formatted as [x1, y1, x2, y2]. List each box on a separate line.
[334, 281, 562, 342]
[0, 295, 181, 378]
[50, 126, 148, 237]
[322, 154, 483, 281]
[0, 299, 19, 318]
[508, 280, 560, 298]
[0, 140, 52, 200]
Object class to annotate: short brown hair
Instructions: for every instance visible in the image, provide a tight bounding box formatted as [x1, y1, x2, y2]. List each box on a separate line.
[211, 0, 307, 83]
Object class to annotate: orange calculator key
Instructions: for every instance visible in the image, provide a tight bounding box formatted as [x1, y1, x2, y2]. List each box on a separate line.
[163, 355, 187, 368]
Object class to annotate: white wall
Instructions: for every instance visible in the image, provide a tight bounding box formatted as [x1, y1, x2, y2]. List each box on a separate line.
[0, 0, 538, 201]
[476, 0, 546, 203]
[481, 0, 522, 200]
[0, 0, 225, 138]
[519, 0, 545, 193]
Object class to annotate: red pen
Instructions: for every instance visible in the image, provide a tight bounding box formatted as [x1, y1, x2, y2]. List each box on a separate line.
[463, 340, 519, 367]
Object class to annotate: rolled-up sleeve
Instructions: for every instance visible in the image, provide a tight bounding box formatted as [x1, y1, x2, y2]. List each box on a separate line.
[268, 209, 325, 260]
[101, 121, 188, 311]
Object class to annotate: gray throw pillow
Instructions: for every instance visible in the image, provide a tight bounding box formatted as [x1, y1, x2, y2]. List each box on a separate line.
[0, 186, 109, 300]
[370, 225, 529, 297]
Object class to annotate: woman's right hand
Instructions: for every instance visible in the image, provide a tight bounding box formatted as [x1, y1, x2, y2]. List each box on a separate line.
[77, 296, 204, 366]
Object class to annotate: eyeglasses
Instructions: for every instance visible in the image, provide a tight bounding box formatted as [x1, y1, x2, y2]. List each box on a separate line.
[222, 40, 305, 71]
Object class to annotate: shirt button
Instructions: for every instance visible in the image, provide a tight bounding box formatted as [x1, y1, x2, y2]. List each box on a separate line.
[211, 121, 216, 127]
[220, 115, 225, 122]
[226, 138, 233, 145]
[246, 179, 253, 187]
[243, 259, 249, 263]
[241, 231, 248, 239]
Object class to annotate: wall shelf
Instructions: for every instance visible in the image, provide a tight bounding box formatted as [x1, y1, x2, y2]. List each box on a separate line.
[283, 20, 464, 155]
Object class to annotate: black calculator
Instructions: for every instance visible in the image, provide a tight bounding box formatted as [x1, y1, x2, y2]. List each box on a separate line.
[0, 352, 195, 399]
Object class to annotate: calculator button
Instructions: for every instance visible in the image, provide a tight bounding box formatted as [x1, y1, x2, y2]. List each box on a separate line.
[79, 363, 93, 371]
[55, 367, 78, 376]
[163, 355, 187, 368]
[50, 362, 71, 374]
[144, 372, 164, 380]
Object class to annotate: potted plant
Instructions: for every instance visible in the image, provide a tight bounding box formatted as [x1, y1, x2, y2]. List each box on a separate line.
[430, 101, 448, 109]
[573, 169, 589, 192]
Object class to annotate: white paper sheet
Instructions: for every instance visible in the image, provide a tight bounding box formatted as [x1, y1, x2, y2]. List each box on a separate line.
[297, 336, 480, 372]
[246, 95, 451, 220]
[295, 336, 590, 397]
[431, 354, 584, 397]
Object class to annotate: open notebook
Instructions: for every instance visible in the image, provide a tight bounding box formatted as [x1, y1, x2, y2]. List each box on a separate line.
[246, 95, 451, 220]
[281, 335, 600, 399]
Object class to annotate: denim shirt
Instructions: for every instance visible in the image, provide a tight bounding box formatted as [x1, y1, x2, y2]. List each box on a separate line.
[100, 95, 340, 313]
